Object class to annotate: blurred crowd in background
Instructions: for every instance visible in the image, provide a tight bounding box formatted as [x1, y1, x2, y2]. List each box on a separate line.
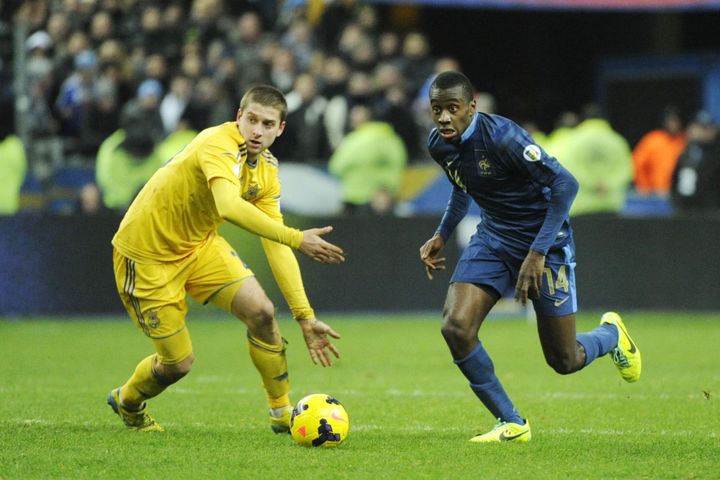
[1, 0, 719, 219]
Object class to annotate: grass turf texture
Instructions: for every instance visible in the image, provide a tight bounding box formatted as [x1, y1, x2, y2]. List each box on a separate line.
[1, 312, 718, 479]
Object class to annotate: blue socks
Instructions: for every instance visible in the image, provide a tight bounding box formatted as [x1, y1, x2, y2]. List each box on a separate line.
[576, 323, 619, 366]
[455, 342, 524, 425]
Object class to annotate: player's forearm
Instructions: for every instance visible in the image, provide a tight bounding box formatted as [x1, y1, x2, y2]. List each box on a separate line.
[261, 238, 315, 320]
[531, 167, 579, 254]
[211, 179, 303, 249]
[436, 187, 471, 241]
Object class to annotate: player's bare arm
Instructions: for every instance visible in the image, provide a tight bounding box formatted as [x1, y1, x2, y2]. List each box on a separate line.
[298, 318, 341, 367]
[420, 233, 447, 280]
[515, 249, 546, 305]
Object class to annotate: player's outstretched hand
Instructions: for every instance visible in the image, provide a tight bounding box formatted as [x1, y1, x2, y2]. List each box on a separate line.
[298, 318, 341, 367]
[419, 234, 446, 280]
[299, 226, 345, 264]
[515, 250, 546, 306]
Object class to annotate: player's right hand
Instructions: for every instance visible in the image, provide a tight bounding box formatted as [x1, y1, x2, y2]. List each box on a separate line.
[298, 318, 341, 367]
[419, 234, 446, 280]
[299, 226, 345, 264]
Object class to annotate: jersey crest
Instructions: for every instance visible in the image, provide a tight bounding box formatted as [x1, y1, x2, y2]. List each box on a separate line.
[476, 148, 493, 177]
[242, 183, 261, 201]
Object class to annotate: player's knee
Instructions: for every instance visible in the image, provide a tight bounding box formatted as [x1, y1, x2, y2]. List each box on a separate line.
[545, 352, 580, 375]
[156, 353, 194, 384]
[243, 299, 276, 334]
[441, 315, 474, 349]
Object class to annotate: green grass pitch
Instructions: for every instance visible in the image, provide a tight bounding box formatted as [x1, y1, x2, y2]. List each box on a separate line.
[1, 311, 718, 479]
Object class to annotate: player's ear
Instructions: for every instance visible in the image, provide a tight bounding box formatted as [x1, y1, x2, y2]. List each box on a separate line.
[236, 108, 243, 122]
[469, 99, 477, 114]
[276, 120, 286, 137]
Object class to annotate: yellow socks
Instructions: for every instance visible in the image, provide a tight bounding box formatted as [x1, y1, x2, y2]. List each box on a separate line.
[120, 354, 170, 408]
[247, 334, 290, 409]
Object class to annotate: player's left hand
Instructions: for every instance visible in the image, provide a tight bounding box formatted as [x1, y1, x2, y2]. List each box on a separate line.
[419, 234, 447, 280]
[515, 250, 546, 306]
[298, 318, 341, 367]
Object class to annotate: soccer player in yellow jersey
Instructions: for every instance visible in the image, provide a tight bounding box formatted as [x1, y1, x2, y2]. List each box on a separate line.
[107, 85, 346, 432]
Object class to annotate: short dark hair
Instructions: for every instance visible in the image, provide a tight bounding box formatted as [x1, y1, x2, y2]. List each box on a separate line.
[239, 85, 288, 121]
[429, 71, 474, 102]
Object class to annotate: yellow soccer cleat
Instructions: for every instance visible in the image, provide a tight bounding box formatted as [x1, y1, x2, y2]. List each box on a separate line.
[269, 405, 293, 434]
[469, 419, 531, 443]
[601, 312, 641, 383]
[107, 388, 164, 432]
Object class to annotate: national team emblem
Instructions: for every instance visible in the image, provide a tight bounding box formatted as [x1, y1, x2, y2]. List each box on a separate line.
[523, 144, 542, 162]
[478, 158, 491, 173]
[242, 184, 260, 200]
[147, 311, 160, 329]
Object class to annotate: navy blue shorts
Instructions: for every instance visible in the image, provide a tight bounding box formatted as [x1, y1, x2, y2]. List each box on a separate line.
[451, 231, 577, 317]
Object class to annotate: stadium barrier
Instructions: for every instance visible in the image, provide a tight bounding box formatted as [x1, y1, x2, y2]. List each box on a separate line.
[1, 213, 718, 315]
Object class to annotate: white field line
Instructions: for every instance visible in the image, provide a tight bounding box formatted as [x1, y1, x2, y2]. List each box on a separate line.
[5, 418, 717, 439]
[168, 387, 708, 402]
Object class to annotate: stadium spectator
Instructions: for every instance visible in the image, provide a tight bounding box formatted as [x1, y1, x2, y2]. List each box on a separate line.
[46, 11, 71, 48]
[543, 110, 580, 156]
[552, 105, 633, 216]
[418, 71, 641, 443]
[106, 85, 344, 433]
[160, 2, 188, 63]
[671, 111, 720, 212]
[273, 73, 328, 162]
[0, 110, 28, 215]
[377, 82, 422, 160]
[188, 0, 226, 48]
[95, 128, 164, 211]
[324, 69, 375, 152]
[59, 30, 92, 81]
[135, 4, 171, 56]
[319, 55, 351, 152]
[329, 104, 408, 215]
[346, 33, 378, 73]
[119, 78, 165, 157]
[183, 77, 234, 131]
[268, 46, 297, 94]
[281, 18, 316, 72]
[632, 106, 687, 196]
[89, 10, 115, 48]
[153, 119, 198, 165]
[54, 48, 97, 140]
[398, 31, 435, 97]
[143, 53, 169, 86]
[78, 77, 120, 158]
[160, 75, 193, 135]
[311, 0, 357, 51]
[377, 30, 403, 66]
[229, 10, 271, 88]
[179, 49, 205, 84]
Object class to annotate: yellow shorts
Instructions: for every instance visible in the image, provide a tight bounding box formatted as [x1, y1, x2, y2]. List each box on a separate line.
[113, 234, 254, 364]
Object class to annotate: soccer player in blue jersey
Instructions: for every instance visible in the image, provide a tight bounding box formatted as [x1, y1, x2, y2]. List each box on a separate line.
[419, 71, 641, 443]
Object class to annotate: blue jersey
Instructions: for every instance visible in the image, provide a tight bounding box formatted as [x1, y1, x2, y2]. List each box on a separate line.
[428, 113, 579, 255]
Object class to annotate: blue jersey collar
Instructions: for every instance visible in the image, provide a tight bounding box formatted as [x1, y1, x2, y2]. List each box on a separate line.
[460, 113, 479, 144]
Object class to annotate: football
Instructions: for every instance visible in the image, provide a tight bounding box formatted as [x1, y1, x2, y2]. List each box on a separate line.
[290, 393, 350, 447]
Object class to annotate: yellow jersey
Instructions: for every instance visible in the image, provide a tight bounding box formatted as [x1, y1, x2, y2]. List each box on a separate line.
[113, 121, 315, 319]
